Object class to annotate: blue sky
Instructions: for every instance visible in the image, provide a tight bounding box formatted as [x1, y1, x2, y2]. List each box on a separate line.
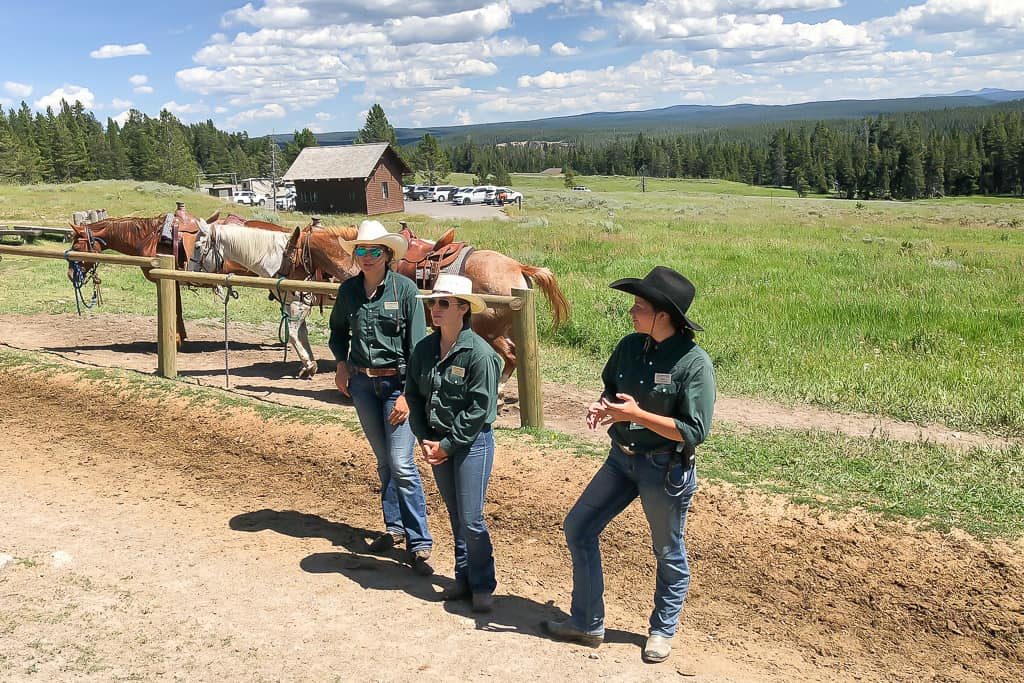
[4, 1, 1024, 135]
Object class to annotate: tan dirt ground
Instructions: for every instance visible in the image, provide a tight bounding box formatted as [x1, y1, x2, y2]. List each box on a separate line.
[0, 313, 1017, 452]
[0, 361, 1022, 681]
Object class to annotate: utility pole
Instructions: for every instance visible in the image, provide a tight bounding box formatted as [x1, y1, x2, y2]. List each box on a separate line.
[269, 133, 279, 210]
[640, 164, 648, 192]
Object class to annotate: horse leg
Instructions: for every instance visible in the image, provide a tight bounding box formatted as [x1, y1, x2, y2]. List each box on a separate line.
[487, 335, 516, 402]
[286, 299, 317, 379]
[175, 282, 187, 347]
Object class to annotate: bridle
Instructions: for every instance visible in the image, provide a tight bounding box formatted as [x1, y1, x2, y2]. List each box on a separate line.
[66, 225, 107, 313]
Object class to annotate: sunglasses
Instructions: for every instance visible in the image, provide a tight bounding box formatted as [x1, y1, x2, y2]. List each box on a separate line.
[354, 246, 385, 258]
[427, 298, 461, 310]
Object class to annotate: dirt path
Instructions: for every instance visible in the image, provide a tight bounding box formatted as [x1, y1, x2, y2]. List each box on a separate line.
[1, 367, 1021, 681]
[0, 312, 1017, 452]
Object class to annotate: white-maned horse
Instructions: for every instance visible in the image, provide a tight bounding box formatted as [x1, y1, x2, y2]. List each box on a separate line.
[190, 221, 321, 379]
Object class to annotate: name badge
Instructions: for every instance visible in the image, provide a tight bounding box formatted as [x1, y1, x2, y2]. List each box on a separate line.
[384, 301, 399, 310]
[654, 372, 673, 385]
[628, 421, 644, 430]
[450, 366, 466, 378]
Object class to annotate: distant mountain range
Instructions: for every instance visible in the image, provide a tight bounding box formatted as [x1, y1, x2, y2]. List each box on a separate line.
[276, 91, 1024, 147]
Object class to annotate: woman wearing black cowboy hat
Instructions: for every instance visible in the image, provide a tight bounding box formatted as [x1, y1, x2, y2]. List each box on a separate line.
[545, 266, 716, 664]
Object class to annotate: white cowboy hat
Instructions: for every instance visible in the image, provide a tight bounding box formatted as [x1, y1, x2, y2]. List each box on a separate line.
[417, 273, 487, 314]
[340, 219, 408, 260]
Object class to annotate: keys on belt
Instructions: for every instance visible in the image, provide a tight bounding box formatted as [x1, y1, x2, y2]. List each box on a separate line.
[354, 366, 400, 377]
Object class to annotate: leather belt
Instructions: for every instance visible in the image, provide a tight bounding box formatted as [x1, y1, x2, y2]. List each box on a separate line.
[354, 366, 400, 377]
[614, 440, 677, 457]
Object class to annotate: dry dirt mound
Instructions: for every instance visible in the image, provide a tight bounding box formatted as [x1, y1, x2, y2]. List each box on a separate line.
[1, 367, 1021, 681]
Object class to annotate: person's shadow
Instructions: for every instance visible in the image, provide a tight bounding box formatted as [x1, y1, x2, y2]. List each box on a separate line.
[229, 509, 642, 646]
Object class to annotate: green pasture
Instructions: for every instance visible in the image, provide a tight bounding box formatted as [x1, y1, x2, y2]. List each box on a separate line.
[1, 178, 1023, 436]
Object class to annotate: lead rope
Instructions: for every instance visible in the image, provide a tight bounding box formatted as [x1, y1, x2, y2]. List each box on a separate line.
[220, 274, 239, 388]
[63, 249, 102, 315]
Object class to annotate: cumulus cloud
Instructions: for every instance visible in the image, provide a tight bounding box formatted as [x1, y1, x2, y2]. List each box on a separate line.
[551, 41, 581, 56]
[111, 97, 133, 109]
[112, 110, 131, 126]
[35, 85, 95, 110]
[89, 43, 150, 59]
[135, 85, 154, 94]
[162, 100, 211, 116]
[128, 74, 148, 86]
[226, 103, 287, 127]
[389, 4, 512, 45]
[3, 81, 33, 97]
[315, 111, 332, 120]
[579, 26, 607, 41]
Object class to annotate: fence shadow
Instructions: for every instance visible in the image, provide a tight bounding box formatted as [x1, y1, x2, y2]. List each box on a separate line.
[45, 340, 271, 355]
[229, 509, 643, 647]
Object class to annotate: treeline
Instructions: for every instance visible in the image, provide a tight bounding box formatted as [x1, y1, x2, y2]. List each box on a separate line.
[0, 99, 309, 186]
[444, 109, 1024, 198]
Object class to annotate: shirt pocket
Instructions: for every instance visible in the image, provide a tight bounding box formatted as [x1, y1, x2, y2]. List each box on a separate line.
[376, 307, 402, 338]
[647, 381, 679, 416]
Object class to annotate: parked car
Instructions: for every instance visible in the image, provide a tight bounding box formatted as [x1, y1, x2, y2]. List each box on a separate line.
[484, 187, 524, 205]
[452, 186, 491, 205]
[431, 185, 459, 202]
[406, 185, 433, 201]
[233, 189, 267, 206]
[275, 190, 296, 210]
[570, 185, 592, 192]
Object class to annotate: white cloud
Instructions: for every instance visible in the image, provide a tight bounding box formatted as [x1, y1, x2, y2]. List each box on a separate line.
[226, 103, 287, 128]
[0, 97, 11, 108]
[89, 43, 150, 59]
[111, 110, 131, 126]
[134, 85, 154, 94]
[579, 26, 607, 42]
[551, 41, 581, 56]
[35, 85, 95, 110]
[162, 100, 211, 116]
[389, 4, 512, 45]
[314, 111, 332, 120]
[3, 81, 33, 97]
[456, 109, 473, 124]
[128, 74, 148, 86]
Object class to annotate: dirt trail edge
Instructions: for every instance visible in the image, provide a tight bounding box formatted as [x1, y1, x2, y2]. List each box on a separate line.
[1, 367, 1021, 682]
[0, 312, 1018, 452]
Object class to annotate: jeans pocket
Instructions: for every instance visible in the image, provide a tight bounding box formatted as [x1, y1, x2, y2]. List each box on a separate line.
[647, 451, 672, 469]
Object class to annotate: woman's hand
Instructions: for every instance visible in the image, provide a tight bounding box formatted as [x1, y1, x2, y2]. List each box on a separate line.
[335, 363, 350, 397]
[586, 400, 608, 430]
[388, 394, 409, 425]
[598, 393, 641, 424]
[421, 440, 449, 465]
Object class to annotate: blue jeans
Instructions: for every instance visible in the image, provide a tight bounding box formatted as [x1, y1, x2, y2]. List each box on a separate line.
[564, 443, 697, 637]
[349, 372, 432, 553]
[430, 426, 496, 595]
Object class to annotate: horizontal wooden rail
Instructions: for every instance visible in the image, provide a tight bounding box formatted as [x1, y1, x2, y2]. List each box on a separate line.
[0, 245, 161, 268]
[146, 269, 523, 308]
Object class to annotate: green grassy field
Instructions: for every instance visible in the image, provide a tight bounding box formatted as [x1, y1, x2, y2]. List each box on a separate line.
[2, 177, 1023, 436]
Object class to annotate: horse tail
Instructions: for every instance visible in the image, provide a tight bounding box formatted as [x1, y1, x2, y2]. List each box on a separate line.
[519, 264, 571, 329]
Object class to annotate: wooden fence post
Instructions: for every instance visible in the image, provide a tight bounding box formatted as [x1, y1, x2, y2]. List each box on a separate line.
[156, 255, 177, 378]
[510, 287, 543, 429]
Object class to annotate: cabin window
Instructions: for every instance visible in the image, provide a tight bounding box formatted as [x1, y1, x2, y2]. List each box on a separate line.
[382, 181, 389, 199]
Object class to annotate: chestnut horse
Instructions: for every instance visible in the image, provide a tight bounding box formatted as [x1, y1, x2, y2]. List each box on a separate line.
[396, 225, 570, 391]
[67, 205, 212, 345]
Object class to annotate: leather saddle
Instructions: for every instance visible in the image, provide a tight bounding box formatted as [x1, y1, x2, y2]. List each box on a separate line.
[139, 207, 201, 269]
[396, 225, 470, 289]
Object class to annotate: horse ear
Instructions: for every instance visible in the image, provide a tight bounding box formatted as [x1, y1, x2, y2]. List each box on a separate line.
[206, 211, 220, 224]
[288, 226, 301, 247]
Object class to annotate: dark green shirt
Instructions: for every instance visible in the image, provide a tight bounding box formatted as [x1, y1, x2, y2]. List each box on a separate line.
[406, 326, 501, 456]
[328, 269, 427, 369]
[601, 332, 716, 453]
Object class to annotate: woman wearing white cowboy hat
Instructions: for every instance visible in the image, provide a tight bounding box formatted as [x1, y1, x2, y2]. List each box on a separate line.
[329, 219, 434, 574]
[405, 273, 502, 613]
[545, 266, 716, 664]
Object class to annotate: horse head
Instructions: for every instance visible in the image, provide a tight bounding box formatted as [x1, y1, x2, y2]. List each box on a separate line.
[188, 220, 223, 273]
[66, 222, 107, 282]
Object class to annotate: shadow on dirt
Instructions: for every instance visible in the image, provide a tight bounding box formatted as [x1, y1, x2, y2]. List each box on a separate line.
[45, 340, 273, 355]
[229, 509, 643, 647]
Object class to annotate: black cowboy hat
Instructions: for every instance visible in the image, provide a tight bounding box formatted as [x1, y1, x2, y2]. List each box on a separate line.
[609, 266, 704, 331]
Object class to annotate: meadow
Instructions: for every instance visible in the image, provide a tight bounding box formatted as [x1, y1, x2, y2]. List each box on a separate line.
[2, 176, 1023, 437]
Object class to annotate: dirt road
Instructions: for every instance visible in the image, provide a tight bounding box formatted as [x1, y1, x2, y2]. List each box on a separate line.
[1, 365, 1021, 681]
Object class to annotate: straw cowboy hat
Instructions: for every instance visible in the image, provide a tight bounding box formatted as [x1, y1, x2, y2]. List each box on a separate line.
[609, 265, 704, 331]
[340, 220, 408, 260]
[417, 273, 487, 314]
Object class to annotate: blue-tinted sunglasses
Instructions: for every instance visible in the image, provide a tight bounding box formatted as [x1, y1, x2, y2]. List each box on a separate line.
[354, 246, 385, 258]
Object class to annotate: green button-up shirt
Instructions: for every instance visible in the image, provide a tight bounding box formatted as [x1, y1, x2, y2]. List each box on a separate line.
[406, 326, 501, 456]
[328, 269, 427, 369]
[601, 332, 716, 453]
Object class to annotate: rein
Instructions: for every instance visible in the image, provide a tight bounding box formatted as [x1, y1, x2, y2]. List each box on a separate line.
[65, 226, 107, 314]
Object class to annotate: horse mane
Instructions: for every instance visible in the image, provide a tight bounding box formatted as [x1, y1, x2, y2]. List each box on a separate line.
[212, 223, 290, 267]
[319, 225, 358, 240]
[73, 215, 165, 243]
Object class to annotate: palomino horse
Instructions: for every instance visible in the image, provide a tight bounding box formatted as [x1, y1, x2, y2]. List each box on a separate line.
[67, 204, 210, 345]
[191, 220, 359, 378]
[396, 224, 570, 391]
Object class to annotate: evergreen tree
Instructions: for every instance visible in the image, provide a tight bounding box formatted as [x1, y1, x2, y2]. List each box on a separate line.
[412, 133, 451, 184]
[355, 104, 397, 145]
